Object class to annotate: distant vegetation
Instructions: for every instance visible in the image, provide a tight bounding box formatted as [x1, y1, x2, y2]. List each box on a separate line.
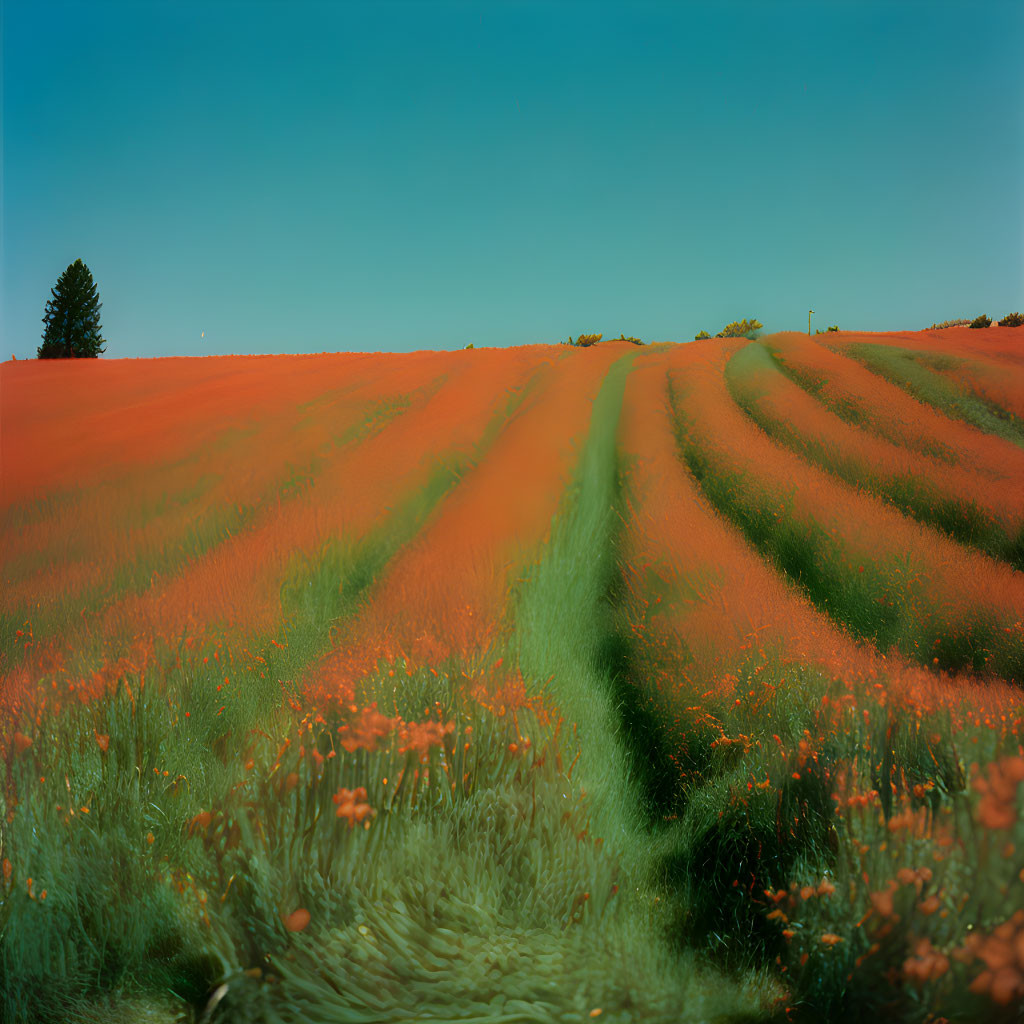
[564, 333, 645, 347]
[930, 314, 1022, 330]
[929, 318, 972, 329]
[695, 318, 763, 342]
[815, 325, 840, 334]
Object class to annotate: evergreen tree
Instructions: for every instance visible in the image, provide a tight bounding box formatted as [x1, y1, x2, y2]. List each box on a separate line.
[38, 259, 106, 358]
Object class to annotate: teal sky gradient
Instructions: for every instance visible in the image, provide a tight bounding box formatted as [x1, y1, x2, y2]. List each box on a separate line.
[2, 0, 1022, 358]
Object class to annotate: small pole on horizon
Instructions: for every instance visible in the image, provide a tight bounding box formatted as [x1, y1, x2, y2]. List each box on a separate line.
[808, 309, 814, 336]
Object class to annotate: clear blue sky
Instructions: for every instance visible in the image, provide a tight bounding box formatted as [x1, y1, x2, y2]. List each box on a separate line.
[2, 0, 1022, 358]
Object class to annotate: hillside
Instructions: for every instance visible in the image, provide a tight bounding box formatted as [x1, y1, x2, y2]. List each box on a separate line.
[1, 329, 1023, 1023]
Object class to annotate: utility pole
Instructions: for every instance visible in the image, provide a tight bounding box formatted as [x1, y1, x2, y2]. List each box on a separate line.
[808, 309, 814, 336]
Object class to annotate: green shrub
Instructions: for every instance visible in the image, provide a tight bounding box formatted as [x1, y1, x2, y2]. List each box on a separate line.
[928, 318, 971, 329]
[573, 333, 603, 347]
[998, 312, 1024, 327]
[969, 314, 992, 329]
[694, 330, 711, 341]
[715, 318, 763, 340]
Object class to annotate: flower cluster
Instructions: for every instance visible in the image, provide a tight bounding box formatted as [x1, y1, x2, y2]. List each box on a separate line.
[903, 938, 949, 986]
[336, 704, 400, 753]
[332, 786, 375, 828]
[972, 755, 1024, 830]
[956, 910, 1024, 1006]
[398, 719, 454, 760]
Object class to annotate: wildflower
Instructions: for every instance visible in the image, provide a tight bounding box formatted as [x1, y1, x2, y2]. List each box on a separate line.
[957, 912, 1024, 1006]
[337, 704, 400, 753]
[896, 866, 932, 891]
[332, 787, 375, 828]
[189, 811, 213, 834]
[869, 887, 896, 919]
[903, 938, 950, 985]
[973, 756, 1024, 831]
[398, 719, 454, 759]
[94, 731, 109, 753]
[821, 933, 844, 946]
[282, 908, 311, 933]
[12, 732, 32, 754]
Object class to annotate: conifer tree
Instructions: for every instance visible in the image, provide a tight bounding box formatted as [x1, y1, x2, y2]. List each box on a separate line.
[38, 259, 106, 358]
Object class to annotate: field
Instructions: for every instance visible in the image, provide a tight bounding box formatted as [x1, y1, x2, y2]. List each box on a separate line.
[2, 328, 1023, 1023]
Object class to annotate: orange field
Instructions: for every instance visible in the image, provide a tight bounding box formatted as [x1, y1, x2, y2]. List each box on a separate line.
[2, 331, 1023, 1023]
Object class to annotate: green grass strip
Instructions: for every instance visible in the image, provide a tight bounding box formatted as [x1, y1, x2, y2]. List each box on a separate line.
[844, 342, 1024, 449]
[508, 352, 648, 855]
[760, 342, 962, 465]
[726, 343, 1024, 571]
[668, 375, 1022, 683]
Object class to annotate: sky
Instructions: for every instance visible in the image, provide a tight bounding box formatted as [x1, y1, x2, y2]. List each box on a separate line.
[2, 0, 1022, 359]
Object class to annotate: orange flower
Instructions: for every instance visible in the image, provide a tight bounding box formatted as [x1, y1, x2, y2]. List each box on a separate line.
[189, 811, 213, 834]
[398, 719, 454, 759]
[869, 887, 896, 919]
[332, 787, 375, 828]
[94, 731, 110, 753]
[821, 933, 844, 946]
[282, 908, 311, 933]
[973, 756, 1024, 831]
[337, 704, 400, 753]
[903, 938, 949, 985]
[12, 732, 32, 754]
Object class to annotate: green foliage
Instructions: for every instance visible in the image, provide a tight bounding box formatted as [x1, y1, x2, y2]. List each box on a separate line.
[569, 333, 603, 347]
[928, 318, 972, 329]
[715, 319, 763, 340]
[38, 259, 106, 358]
[998, 312, 1024, 327]
[816, 326, 840, 334]
[969, 314, 992, 329]
[694, 331, 711, 341]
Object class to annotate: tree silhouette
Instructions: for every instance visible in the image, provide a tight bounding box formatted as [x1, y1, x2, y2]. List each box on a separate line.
[38, 259, 106, 358]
